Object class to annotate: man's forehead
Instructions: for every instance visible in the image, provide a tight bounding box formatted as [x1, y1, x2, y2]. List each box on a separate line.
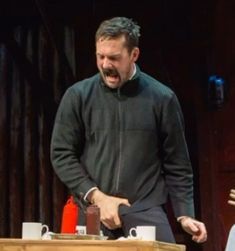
[96, 35, 126, 45]
[96, 38, 127, 53]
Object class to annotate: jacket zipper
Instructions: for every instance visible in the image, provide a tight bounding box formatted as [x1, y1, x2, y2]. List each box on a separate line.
[115, 88, 122, 192]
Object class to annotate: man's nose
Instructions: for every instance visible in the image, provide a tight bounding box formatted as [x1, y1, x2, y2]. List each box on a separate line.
[102, 58, 112, 68]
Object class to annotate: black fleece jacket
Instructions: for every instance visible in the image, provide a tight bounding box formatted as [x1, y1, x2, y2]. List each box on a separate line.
[50, 66, 195, 218]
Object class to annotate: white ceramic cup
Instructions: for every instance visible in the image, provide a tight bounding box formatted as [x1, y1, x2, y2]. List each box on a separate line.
[76, 225, 86, 235]
[129, 226, 156, 241]
[22, 222, 49, 240]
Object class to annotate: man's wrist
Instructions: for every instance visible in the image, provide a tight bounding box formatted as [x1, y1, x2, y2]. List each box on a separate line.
[84, 187, 98, 203]
[177, 216, 190, 223]
[89, 189, 106, 205]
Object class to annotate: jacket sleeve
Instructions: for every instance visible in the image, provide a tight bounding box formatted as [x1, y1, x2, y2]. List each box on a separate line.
[160, 93, 195, 218]
[50, 87, 97, 200]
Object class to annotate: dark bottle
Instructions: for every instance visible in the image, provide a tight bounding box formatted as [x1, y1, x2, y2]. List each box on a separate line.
[86, 205, 100, 235]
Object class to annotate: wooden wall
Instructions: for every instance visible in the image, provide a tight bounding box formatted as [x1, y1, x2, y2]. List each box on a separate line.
[0, 0, 235, 251]
[0, 24, 73, 237]
[196, 1, 235, 250]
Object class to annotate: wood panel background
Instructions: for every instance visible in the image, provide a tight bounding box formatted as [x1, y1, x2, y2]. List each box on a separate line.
[0, 23, 72, 237]
[0, 1, 235, 251]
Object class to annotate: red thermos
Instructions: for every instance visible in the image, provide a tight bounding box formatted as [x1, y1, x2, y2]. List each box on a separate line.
[61, 196, 79, 233]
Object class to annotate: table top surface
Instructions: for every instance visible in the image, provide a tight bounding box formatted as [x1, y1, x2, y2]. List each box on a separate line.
[0, 238, 186, 250]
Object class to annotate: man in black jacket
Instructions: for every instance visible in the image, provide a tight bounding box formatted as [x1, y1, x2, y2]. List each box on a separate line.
[51, 16, 207, 243]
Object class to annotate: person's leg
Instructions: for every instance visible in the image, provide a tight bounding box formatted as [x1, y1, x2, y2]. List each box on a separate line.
[120, 206, 176, 243]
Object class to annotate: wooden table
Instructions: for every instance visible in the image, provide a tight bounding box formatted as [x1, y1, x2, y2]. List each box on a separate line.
[0, 238, 185, 251]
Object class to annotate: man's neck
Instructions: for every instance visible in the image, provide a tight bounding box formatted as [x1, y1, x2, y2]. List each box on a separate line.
[129, 64, 136, 80]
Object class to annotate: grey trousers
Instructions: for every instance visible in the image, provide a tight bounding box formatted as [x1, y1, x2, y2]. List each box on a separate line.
[101, 206, 176, 243]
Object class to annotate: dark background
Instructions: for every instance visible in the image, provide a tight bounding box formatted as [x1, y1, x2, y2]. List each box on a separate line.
[0, 1, 235, 250]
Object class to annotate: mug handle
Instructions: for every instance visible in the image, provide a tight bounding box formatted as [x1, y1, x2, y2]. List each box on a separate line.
[41, 224, 49, 235]
[129, 227, 137, 238]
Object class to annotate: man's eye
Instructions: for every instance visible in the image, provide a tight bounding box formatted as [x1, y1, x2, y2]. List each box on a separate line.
[109, 56, 119, 61]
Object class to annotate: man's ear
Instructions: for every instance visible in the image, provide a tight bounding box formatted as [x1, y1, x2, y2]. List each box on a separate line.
[132, 47, 140, 62]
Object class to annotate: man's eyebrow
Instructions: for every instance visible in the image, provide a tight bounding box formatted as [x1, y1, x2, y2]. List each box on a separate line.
[96, 53, 121, 58]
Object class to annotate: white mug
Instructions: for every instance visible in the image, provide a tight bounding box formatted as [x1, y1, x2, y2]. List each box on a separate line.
[22, 222, 49, 240]
[129, 226, 156, 241]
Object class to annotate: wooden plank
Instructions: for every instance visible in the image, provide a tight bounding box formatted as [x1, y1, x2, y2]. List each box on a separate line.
[0, 44, 10, 237]
[34, 0, 75, 84]
[0, 239, 186, 251]
[8, 28, 24, 238]
[23, 29, 39, 222]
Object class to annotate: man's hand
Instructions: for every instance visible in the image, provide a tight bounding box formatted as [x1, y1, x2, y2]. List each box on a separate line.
[88, 189, 131, 230]
[179, 216, 207, 243]
[228, 189, 235, 206]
